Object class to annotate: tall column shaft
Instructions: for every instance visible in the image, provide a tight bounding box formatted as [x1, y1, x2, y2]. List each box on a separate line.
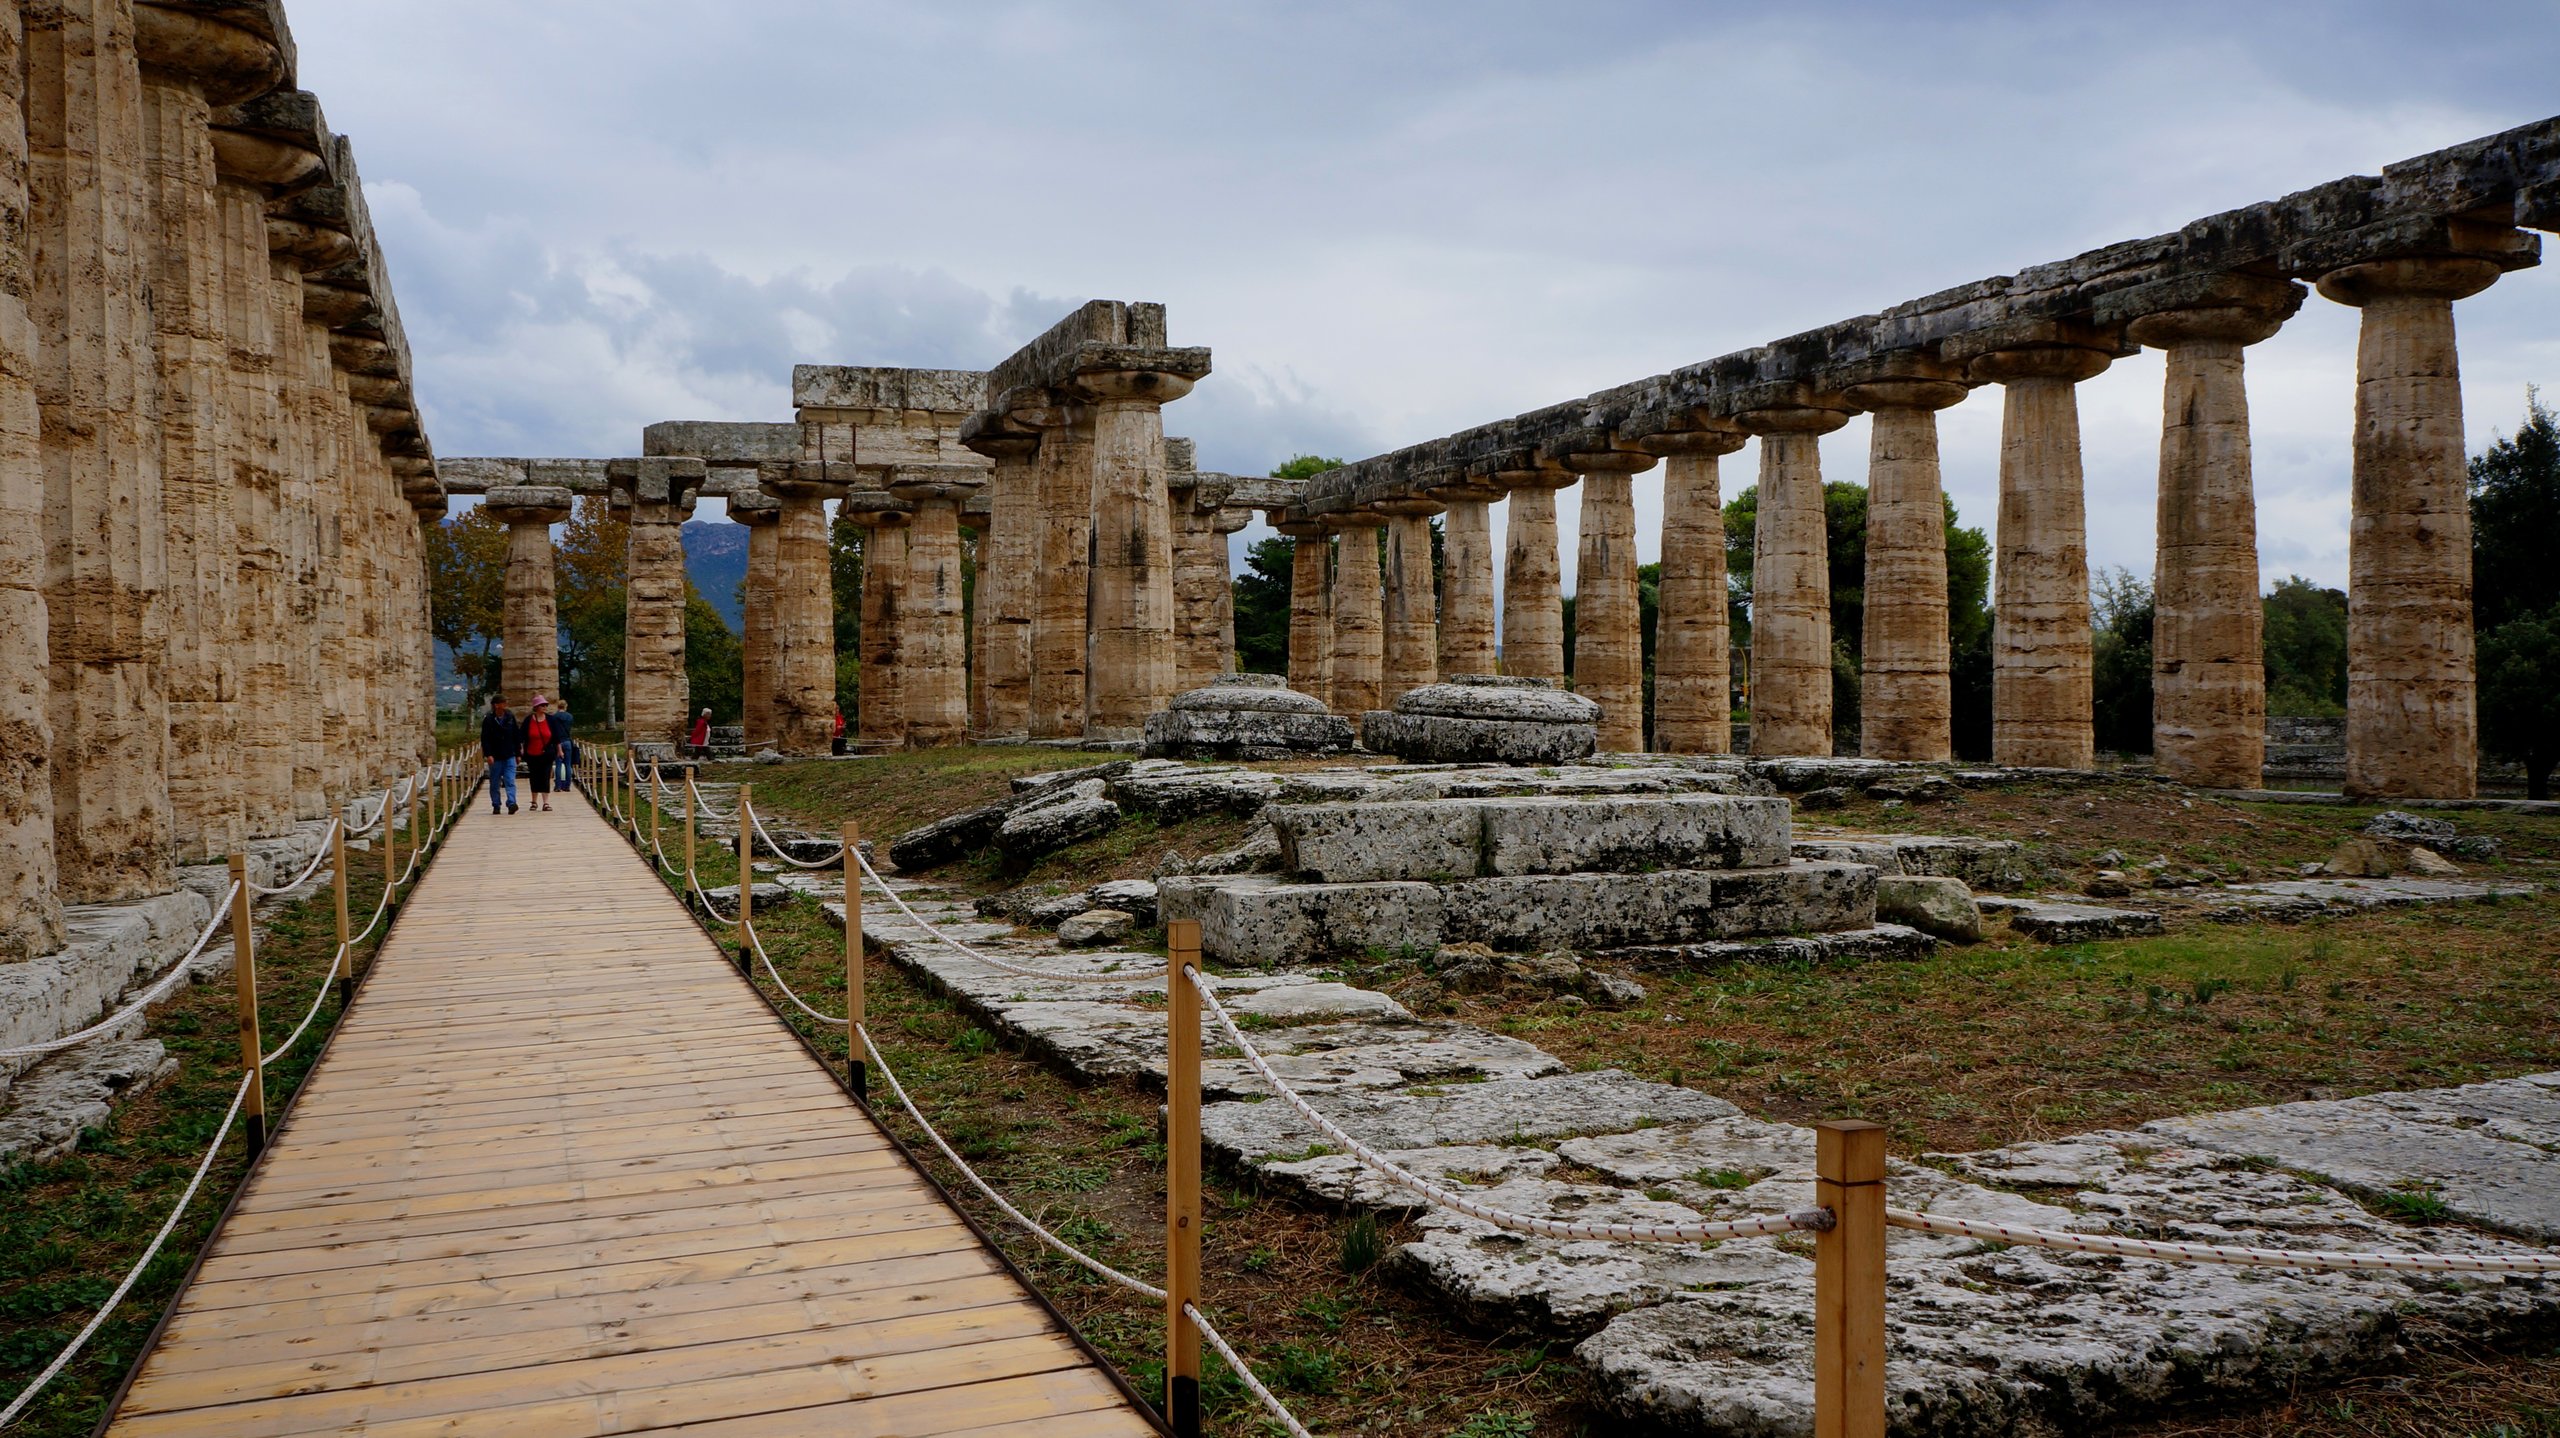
[1212, 508, 1247, 673]
[1329, 518, 1384, 715]
[1500, 481, 1566, 681]
[1572, 469, 1645, 751]
[285, 295, 328, 815]
[1651, 441, 1738, 754]
[222, 209, 290, 834]
[856, 515, 908, 751]
[978, 445, 1034, 738]
[1280, 523, 1332, 702]
[2320, 257, 2507, 800]
[1855, 396, 1963, 761]
[620, 483, 695, 748]
[1435, 494, 1496, 680]
[770, 491, 839, 755]
[1982, 353, 2107, 770]
[1380, 506, 1440, 706]
[901, 494, 966, 747]
[1028, 414, 1091, 738]
[31, 0, 171, 900]
[1170, 492, 1227, 692]
[490, 497, 567, 714]
[0, 0, 63, 956]
[738, 508, 779, 746]
[1084, 379, 1183, 735]
[1743, 424, 1841, 757]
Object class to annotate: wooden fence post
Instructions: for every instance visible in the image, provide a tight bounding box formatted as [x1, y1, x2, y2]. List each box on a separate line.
[1814, 1119, 1888, 1438]
[843, 820, 865, 1101]
[1165, 919, 1204, 1438]
[683, 777, 697, 909]
[650, 761, 663, 859]
[331, 820, 353, 1008]
[735, 782, 754, 974]
[229, 854, 266, 1157]
[410, 770, 424, 863]
[382, 784, 397, 894]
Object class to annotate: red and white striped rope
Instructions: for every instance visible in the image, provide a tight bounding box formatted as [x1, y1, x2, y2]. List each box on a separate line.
[1884, 1207, 2560, 1273]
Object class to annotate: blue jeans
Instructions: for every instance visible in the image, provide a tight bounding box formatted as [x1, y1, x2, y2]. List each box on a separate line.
[488, 756, 517, 810]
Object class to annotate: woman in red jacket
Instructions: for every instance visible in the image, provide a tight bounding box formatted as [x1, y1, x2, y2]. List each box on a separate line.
[523, 696, 556, 811]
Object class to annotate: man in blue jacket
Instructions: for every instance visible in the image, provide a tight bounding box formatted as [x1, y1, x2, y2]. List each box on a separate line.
[480, 697, 523, 815]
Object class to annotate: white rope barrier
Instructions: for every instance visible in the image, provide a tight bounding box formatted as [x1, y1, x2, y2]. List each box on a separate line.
[685, 772, 735, 822]
[346, 781, 395, 837]
[1186, 1302, 1317, 1438]
[747, 803, 846, 869]
[258, 947, 341, 1069]
[1190, 967, 1831, 1245]
[1883, 1208, 2560, 1274]
[0, 883, 239, 1062]
[244, 818, 341, 896]
[851, 846, 1169, 986]
[746, 922, 849, 1026]
[0, 1072, 251, 1428]
[856, 1023, 1167, 1302]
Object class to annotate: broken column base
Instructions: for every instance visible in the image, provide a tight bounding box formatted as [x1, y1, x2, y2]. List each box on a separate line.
[1361, 675, 1600, 765]
[1145, 674, 1356, 761]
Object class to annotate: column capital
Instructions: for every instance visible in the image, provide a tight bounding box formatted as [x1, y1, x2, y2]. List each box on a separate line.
[606, 455, 708, 512]
[2108, 272, 2306, 348]
[212, 89, 327, 194]
[2316, 254, 2511, 307]
[1212, 507, 1253, 535]
[1273, 517, 1330, 539]
[887, 464, 984, 506]
[136, 3, 288, 103]
[482, 486, 573, 527]
[727, 490, 784, 528]
[1946, 318, 2130, 385]
[1321, 510, 1388, 532]
[1635, 423, 1750, 458]
[1072, 367, 1198, 407]
[1370, 496, 1445, 518]
[1543, 424, 1660, 475]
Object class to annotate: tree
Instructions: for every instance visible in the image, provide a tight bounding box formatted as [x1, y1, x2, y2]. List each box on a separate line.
[424, 506, 507, 706]
[2472, 389, 2560, 631]
[2263, 575, 2347, 716]
[2090, 566, 2154, 755]
[1233, 536, 1294, 673]
[683, 580, 744, 724]
[554, 496, 628, 719]
[2479, 607, 2560, 798]
[1270, 454, 1346, 482]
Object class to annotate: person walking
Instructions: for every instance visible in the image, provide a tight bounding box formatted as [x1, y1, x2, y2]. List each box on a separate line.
[524, 696, 557, 811]
[831, 705, 847, 756]
[547, 700, 576, 791]
[480, 697, 523, 815]
[688, 708, 711, 760]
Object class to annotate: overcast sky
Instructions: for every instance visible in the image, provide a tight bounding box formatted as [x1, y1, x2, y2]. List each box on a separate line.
[298, 1, 2560, 599]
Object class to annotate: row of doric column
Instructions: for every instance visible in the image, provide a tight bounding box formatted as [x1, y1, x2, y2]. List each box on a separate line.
[1261, 236, 2528, 798]
[0, 0, 438, 962]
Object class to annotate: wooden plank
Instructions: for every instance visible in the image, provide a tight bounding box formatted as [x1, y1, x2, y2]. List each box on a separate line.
[101, 798, 1151, 1438]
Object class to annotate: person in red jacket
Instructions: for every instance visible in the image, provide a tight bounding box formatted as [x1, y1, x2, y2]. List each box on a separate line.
[523, 696, 556, 811]
[832, 706, 847, 756]
[688, 708, 711, 759]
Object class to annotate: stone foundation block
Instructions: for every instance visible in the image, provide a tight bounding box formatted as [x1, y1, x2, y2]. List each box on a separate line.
[1160, 874, 1446, 965]
[1359, 711, 1596, 766]
[0, 890, 213, 1079]
[1274, 801, 1483, 883]
[1274, 794, 1792, 883]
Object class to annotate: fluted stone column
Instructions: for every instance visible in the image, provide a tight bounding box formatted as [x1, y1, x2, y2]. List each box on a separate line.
[2124, 277, 2301, 789]
[1645, 430, 1745, 754]
[1277, 519, 1332, 703]
[2318, 254, 2516, 799]
[1735, 403, 1852, 757]
[894, 474, 973, 749]
[1500, 474, 1570, 682]
[1212, 506, 1249, 672]
[1082, 369, 1193, 737]
[970, 433, 1036, 738]
[731, 492, 781, 748]
[1379, 499, 1442, 707]
[1844, 377, 1969, 761]
[1327, 514, 1385, 716]
[1170, 481, 1230, 692]
[768, 474, 846, 756]
[1433, 485, 1498, 681]
[138, 4, 272, 861]
[614, 458, 703, 750]
[849, 508, 909, 751]
[486, 487, 570, 714]
[31, 0, 172, 901]
[0, 0, 62, 957]
[1024, 402, 1092, 738]
[1970, 340, 2115, 770]
[1569, 454, 1653, 752]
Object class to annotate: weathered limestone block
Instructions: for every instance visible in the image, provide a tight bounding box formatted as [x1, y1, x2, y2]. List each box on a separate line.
[1359, 676, 1598, 765]
[1025, 403, 1092, 739]
[484, 486, 571, 712]
[1327, 513, 1384, 716]
[1500, 476, 1569, 682]
[1792, 833, 2028, 891]
[1569, 454, 1653, 752]
[1378, 500, 1440, 707]
[1444, 863, 1875, 953]
[887, 794, 1013, 871]
[1978, 895, 2163, 942]
[994, 789, 1121, 864]
[1260, 1143, 1561, 1212]
[1159, 873, 1447, 966]
[1645, 433, 1741, 754]
[1200, 1024, 1562, 1107]
[768, 479, 845, 755]
[0, 0, 62, 957]
[1201, 1069, 1737, 1169]
[614, 458, 703, 748]
[893, 473, 975, 748]
[1055, 908, 1133, 946]
[1082, 369, 1191, 738]
[1142, 673, 1355, 761]
[733, 494, 782, 747]
[847, 508, 906, 752]
[1850, 380, 1968, 761]
[2125, 279, 2299, 789]
[1278, 522, 1332, 704]
[0, 888, 209, 1074]
[1433, 487, 1497, 680]
[1737, 403, 1851, 757]
[0, 1036, 174, 1166]
[1873, 874, 1981, 942]
[2320, 256, 2511, 800]
[34, 0, 175, 900]
[1271, 795, 1791, 883]
[1974, 341, 2114, 770]
[1103, 756, 1283, 818]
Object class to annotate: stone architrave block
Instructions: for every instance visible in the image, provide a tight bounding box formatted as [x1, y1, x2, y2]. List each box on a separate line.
[1160, 874, 1446, 966]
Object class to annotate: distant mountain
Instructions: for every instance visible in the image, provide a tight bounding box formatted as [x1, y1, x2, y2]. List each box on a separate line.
[683, 521, 747, 632]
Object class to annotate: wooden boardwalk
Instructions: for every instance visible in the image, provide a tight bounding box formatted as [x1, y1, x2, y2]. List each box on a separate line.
[103, 795, 1159, 1438]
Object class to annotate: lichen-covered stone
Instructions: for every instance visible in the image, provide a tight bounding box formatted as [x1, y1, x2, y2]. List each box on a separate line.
[887, 797, 1014, 871]
[1361, 711, 1597, 766]
[1056, 909, 1134, 946]
[1106, 762, 1285, 817]
[1873, 874, 1981, 942]
[1273, 794, 1792, 884]
[1979, 895, 2164, 942]
[1162, 873, 1446, 966]
[1202, 1069, 1739, 1169]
